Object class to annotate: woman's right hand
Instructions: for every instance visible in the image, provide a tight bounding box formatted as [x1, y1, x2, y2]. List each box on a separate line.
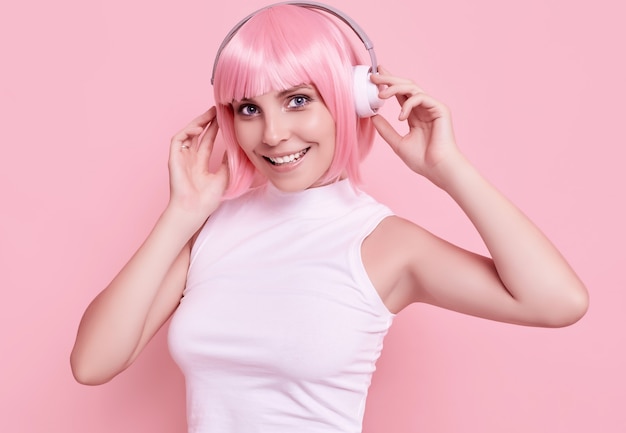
[167, 107, 228, 224]
[70, 108, 228, 385]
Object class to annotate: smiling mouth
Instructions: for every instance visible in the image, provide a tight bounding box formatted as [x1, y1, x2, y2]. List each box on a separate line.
[263, 148, 310, 166]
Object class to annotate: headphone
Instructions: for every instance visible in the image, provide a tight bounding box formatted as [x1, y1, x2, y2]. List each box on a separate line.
[210, 1, 384, 118]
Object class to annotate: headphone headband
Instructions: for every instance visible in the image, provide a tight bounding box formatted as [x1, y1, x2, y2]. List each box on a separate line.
[210, 1, 378, 85]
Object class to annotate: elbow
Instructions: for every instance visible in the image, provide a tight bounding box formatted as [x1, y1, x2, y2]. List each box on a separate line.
[71, 369, 108, 387]
[70, 350, 118, 386]
[71, 365, 117, 386]
[72, 371, 104, 387]
[541, 282, 589, 328]
[70, 362, 108, 387]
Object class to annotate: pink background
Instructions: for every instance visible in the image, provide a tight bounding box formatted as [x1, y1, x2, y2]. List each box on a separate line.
[1, 0, 624, 431]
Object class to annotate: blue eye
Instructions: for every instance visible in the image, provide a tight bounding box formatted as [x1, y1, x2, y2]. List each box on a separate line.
[287, 95, 310, 109]
[238, 104, 259, 116]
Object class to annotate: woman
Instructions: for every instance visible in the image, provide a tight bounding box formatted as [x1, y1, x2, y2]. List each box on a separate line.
[70, 3, 588, 432]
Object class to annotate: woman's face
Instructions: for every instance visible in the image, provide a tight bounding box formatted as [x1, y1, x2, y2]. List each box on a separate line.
[232, 84, 336, 192]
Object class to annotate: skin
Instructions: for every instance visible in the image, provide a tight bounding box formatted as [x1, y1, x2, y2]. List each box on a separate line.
[70, 67, 588, 386]
[231, 84, 336, 193]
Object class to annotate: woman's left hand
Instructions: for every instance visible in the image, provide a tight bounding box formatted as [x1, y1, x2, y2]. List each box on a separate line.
[369, 68, 588, 327]
[370, 67, 460, 187]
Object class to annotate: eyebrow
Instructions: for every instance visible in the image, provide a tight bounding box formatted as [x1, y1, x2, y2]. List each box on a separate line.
[236, 84, 314, 103]
[277, 84, 313, 98]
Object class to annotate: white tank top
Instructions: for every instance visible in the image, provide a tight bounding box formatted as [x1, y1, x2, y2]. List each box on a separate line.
[168, 179, 395, 433]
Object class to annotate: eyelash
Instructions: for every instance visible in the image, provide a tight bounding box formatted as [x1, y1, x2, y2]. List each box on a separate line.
[287, 94, 311, 109]
[236, 94, 312, 117]
[237, 104, 259, 116]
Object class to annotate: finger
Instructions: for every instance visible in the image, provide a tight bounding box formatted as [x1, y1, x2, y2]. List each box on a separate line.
[171, 125, 204, 147]
[170, 107, 217, 151]
[371, 114, 403, 153]
[400, 93, 448, 122]
[378, 83, 426, 104]
[172, 108, 216, 140]
[371, 68, 422, 91]
[197, 116, 219, 160]
[187, 107, 216, 129]
[195, 107, 218, 149]
[377, 65, 392, 75]
[371, 74, 413, 89]
[399, 93, 428, 121]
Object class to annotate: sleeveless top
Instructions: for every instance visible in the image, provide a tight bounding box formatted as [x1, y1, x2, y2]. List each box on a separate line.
[168, 179, 395, 433]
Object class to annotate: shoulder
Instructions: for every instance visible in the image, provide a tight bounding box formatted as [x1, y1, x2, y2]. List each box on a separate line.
[362, 216, 437, 312]
[366, 215, 437, 255]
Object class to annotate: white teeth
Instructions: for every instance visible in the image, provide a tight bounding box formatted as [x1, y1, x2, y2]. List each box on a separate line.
[267, 149, 308, 165]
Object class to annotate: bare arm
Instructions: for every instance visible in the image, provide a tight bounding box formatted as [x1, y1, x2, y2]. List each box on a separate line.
[423, 153, 586, 326]
[70, 108, 227, 384]
[369, 69, 588, 326]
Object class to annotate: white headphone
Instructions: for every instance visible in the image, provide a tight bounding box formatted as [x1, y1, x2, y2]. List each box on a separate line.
[211, 1, 384, 118]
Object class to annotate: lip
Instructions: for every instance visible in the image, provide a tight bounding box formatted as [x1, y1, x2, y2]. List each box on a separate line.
[262, 147, 310, 165]
[260, 147, 311, 172]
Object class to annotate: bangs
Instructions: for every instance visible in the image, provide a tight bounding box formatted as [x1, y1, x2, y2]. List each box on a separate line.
[214, 6, 352, 104]
[212, 4, 376, 199]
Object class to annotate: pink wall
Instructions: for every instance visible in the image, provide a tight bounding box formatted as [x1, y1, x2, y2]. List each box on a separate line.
[1, 0, 624, 431]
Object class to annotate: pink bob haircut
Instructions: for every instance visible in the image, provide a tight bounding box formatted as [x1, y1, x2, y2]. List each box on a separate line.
[213, 4, 376, 199]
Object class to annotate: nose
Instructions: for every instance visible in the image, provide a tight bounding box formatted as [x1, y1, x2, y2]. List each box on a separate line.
[262, 109, 290, 147]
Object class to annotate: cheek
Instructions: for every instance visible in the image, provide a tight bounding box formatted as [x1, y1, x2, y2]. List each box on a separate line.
[233, 120, 257, 154]
[303, 110, 336, 144]
[321, 116, 337, 154]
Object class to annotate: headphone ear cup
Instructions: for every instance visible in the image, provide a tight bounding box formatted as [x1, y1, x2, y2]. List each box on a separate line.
[352, 65, 384, 118]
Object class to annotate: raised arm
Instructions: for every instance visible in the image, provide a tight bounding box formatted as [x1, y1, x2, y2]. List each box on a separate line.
[70, 108, 227, 384]
[369, 68, 588, 326]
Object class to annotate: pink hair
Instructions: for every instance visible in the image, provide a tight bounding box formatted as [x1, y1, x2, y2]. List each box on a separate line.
[213, 4, 376, 199]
